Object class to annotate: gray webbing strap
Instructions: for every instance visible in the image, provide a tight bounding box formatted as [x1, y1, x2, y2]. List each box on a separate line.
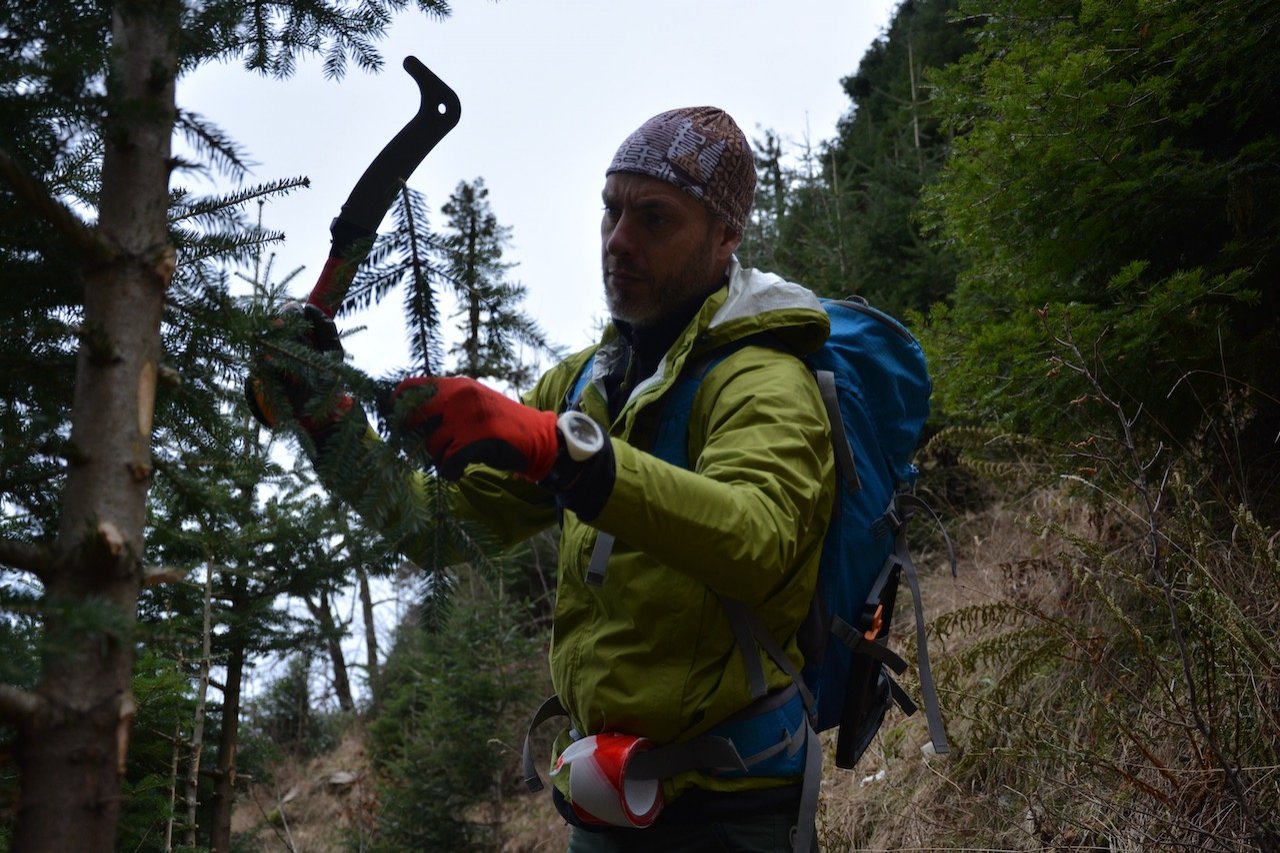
[830, 615, 910, 674]
[889, 674, 918, 716]
[717, 593, 823, 853]
[872, 491, 955, 755]
[720, 598, 769, 700]
[814, 369, 859, 492]
[521, 694, 567, 792]
[747, 609, 816, 714]
[624, 736, 748, 780]
[720, 597, 816, 712]
[626, 700, 817, 853]
[584, 532, 615, 586]
[891, 506, 950, 756]
[792, 717, 822, 853]
[626, 683, 806, 781]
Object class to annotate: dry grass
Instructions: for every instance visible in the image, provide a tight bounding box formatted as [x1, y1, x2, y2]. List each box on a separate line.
[488, 789, 570, 853]
[816, 474, 1280, 852]
[231, 725, 570, 852]
[231, 726, 378, 851]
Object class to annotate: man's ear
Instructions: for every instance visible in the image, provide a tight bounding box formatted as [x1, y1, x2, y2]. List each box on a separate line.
[714, 221, 743, 262]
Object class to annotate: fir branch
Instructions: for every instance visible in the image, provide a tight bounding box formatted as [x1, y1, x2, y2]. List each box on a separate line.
[0, 537, 53, 580]
[177, 227, 288, 266]
[0, 146, 111, 265]
[52, 135, 105, 210]
[0, 684, 45, 727]
[175, 110, 252, 180]
[169, 176, 311, 224]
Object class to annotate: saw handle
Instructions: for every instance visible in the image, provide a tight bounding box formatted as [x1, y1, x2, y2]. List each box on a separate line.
[306, 57, 461, 319]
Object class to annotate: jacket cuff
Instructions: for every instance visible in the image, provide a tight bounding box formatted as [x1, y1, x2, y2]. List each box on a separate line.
[543, 436, 615, 522]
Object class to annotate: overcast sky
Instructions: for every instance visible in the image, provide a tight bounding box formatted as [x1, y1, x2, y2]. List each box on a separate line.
[180, 0, 899, 376]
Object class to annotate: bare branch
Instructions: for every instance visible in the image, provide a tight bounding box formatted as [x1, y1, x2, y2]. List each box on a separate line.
[0, 146, 112, 265]
[143, 565, 193, 586]
[0, 684, 45, 727]
[0, 537, 54, 580]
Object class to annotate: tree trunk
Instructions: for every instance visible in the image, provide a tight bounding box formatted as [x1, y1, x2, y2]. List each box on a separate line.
[307, 591, 356, 712]
[11, 1, 177, 850]
[164, 718, 181, 852]
[186, 559, 216, 846]
[358, 567, 381, 709]
[209, 643, 245, 853]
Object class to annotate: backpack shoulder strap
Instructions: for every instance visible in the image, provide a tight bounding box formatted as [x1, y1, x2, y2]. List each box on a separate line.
[562, 353, 595, 413]
[814, 368, 860, 491]
[647, 343, 745, 468]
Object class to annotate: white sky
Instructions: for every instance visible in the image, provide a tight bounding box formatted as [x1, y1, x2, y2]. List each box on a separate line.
[180, 0, 899, 376]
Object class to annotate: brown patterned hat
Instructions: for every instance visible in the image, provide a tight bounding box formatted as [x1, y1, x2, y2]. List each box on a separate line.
[607, 106, 756, 232]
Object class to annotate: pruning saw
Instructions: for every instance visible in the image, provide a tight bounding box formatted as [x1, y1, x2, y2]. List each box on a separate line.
[305, 57, 461, 320]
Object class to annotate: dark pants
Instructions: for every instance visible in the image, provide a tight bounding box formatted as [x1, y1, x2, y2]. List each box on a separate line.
[566, 811, 816, 853]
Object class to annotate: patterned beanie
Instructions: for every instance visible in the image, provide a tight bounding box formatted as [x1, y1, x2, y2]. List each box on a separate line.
[606, 106, 756, 232]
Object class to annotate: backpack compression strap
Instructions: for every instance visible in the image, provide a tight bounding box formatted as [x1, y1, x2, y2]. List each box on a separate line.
[848, 492, 958, 760]
[891, 492, 957, 756]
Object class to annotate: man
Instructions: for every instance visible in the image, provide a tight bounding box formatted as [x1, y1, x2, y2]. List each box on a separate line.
[256, 107, 835, 852]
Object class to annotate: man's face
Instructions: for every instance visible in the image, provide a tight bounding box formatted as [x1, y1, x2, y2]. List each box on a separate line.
[600, 172, 741, 327]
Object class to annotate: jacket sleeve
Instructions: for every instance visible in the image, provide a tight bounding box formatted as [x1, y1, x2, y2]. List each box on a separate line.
[587, 346, 834, 606]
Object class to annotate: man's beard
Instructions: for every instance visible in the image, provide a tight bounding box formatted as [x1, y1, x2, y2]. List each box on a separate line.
[603, 229, 718, 328]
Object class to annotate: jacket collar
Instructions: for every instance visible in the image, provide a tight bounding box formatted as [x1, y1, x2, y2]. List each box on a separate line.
[590, 257, 830, 416]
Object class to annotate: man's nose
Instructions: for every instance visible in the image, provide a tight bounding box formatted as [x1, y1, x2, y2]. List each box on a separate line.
[604, 211, 636, 257]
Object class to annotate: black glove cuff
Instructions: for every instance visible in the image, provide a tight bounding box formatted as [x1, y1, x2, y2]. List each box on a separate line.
[308, 400, 368, 459]
[543, 436, 615, 522]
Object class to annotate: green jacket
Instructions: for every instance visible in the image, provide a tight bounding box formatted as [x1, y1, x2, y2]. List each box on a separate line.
[453, 259, 835, 800]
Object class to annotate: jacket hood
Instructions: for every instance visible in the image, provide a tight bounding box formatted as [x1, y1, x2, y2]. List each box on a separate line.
[702, 258, 829, 355]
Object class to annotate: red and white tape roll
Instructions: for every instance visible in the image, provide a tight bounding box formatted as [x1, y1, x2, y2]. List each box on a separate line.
[551, 733, 664, 828]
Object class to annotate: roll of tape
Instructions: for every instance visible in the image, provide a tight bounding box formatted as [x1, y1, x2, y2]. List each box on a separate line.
[551, 733, 664, 827]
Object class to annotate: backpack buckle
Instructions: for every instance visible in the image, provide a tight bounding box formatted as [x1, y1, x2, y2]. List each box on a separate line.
[861, 602, 884, 642]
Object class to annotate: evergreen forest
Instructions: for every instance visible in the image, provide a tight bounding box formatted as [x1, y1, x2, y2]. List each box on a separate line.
[1, 0, 1277, 850]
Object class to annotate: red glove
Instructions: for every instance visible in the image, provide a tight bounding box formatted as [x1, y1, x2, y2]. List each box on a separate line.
[391, 376, 559, 482]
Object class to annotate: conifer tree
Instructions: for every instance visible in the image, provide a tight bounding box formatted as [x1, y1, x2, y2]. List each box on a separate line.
[440, 178, 558, 386]
[0, 0, 451, 848]
[743, 0, 972, 316]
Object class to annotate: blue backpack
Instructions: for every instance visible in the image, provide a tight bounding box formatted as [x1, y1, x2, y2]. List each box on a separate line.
[649, 295, 956, 771]
[523, 296, 955, 852]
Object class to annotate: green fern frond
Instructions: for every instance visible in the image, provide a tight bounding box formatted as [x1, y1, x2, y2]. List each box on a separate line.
[925, 424, 1058, 485]
[931, 599, 1030, 642]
